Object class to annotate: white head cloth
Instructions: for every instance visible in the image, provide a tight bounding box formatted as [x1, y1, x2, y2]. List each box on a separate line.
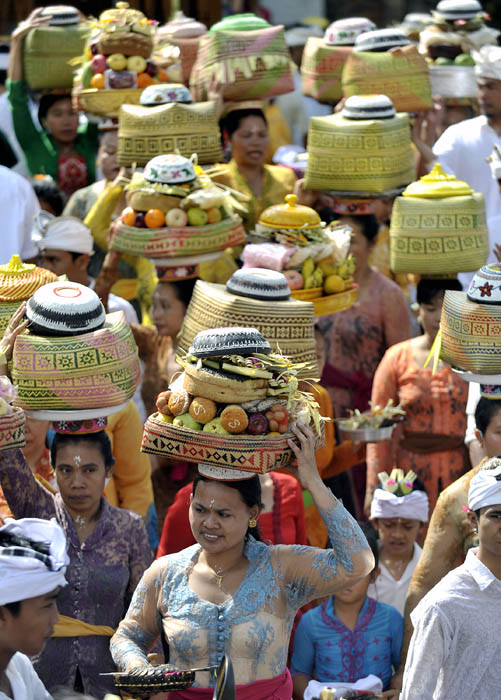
[284, 25, 322, 47]
[371, 489, 429, 522]
[0, 517, 69, 605]
[468, 460, 501, 511]
[473, 45, 501, 81]
[35, 211, 94, 256]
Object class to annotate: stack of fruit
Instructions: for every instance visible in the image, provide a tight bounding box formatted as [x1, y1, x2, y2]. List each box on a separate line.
[73, 1, 159, 116]
[141, 327, 324, 473]
[110, 154, 246, 261]
[241, 194, 357, 316]
[338, 399, 405, 442]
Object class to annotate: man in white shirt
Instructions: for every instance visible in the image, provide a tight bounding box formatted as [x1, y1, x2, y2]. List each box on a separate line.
[401, 458, 501, 699]
[0, 517, 69, 700]
[0, 165, 40, 261]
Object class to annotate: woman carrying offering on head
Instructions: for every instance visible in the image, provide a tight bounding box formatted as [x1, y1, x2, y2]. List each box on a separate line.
[110, 425, 374, 699]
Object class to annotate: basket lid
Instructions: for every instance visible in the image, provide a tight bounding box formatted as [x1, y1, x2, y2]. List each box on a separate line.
[189, 327, 271, 358]
[0, 255, 58, 303]
[140, 83, 192, 105]
[226, 269, 291, 301]
[342, 94, 396, 120]
[258, 194, 321, 230]
[40, 5, 80, 25]
[354, 27, 411, 52]
[324, 17, 376, 46]
[403, 163, 473, 198]
[433, 0, 482, 22]
[158, 10, 207, 39]
[26, 282, 106, 336]
[209, 13, 271, 33]
[144, 154, 196, 185]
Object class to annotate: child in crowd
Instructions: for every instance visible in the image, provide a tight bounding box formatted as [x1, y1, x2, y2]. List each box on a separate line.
[290, 526, 403, 699]
[368, 469, 429, 615]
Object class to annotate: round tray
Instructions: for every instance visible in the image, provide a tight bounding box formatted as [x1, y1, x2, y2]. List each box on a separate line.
[72, 87, 143, 117]
[313, 284, 358, 316]
[150, 251, 221, 266]
[0, 407, 26, 451]
[451, 368, 501, 385]
[25, 400, 129, 421]
[339, 423, 396, 442]
[141, 412, 324, 473]
[290, 287, 323, 301]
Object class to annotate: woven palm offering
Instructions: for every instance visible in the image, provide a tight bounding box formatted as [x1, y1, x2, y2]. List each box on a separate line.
[242, 194, 358, 316]
[117, 99, 222, 167]
[0, 378, 25, 451]
[301, 17, 375, 103]
[304, 94, 415, 194]
[12, 288, 140, 411]
[23, 5, 88, 91]
[72, 2, 158, 117]
[141, 327, 325, 474]
[177, 270, 319, 377]
[390, 163, 488, 274]
[342, 43, 432, 112]
[111, 154, 245, 260]
[189, 14, 294, 102]
[0, 256, 58, 336]
[155, 11, 207, 85]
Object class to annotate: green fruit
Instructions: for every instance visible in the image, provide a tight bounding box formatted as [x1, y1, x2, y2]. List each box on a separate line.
[312, 268, 324, 287]
[303, 274, 316, 290]
[203, 418, 230, 435]
[454, 53, 475, 66]
[301, 257, 315, 279]
[173, 413, 202, 431]
[435, 57, 454, 65]
[187, 207, 209, 226]
[107, 53, 128, 71]
[324, 274, 345, 294]
[80, 62, 94, 89]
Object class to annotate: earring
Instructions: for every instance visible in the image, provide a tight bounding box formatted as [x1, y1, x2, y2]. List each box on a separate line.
[249, 519, 257, 528]
[474, 528, 478, 534]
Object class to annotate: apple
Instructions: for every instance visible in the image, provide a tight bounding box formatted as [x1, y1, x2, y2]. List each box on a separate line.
[91, 54, 108, 74]
[203, 418, 230, 435]
[145, 60, 158, 77]
[173, 413, 202, 431]
[107, 53, 128, 71]
[206, 207, 222, 224]
[127, 55, 147, 73]
[187, 207, 209, 227]
[247, 412, 269, 435]
[135, 212, 146, 228]
[166, 208, 188, 227]
[283, 269, 304, 290]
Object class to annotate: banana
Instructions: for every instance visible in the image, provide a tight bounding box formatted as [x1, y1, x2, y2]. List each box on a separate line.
[301, 257, 315, 279]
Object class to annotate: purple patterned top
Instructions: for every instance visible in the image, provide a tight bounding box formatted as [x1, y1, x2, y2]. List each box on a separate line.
[0, 448, 153, 697]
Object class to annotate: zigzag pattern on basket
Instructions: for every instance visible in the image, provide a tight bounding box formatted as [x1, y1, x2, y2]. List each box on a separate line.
[440, 290, 501, 374]
[12, 312, 140, 410]
[0, 409, 26, 451]
[110, 215, 246, 258]
[301, 39, 351, 102]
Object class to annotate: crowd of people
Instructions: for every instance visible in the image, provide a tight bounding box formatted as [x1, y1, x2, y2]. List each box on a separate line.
[1, 2, 501, 700]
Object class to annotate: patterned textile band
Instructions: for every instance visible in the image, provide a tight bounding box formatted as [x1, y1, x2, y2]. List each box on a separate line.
[156, 265, 200, 282]
[52, 417, 108, 434]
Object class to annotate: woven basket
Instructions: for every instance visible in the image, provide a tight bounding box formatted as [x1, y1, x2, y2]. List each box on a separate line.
[390, 193, 488, 274]
[304, 111, 415, 193]
[429, 65, 477, 100]
[72, 87, 143, 118]
[110, 214, 245, 258]
[311, 284, 358, 316]
[190, 25, 294, 101]
[23, 24, 88, 90]
[11, 311, 140, 411]
[301, 38, 352, 103]
[342, 44, 432, 112]
[0, 408, 26, 451]
[118, 100, 223, 167]
[141, 412, 324, 473]
[177, 280, 318, 377]
[440, 290, 501, 374]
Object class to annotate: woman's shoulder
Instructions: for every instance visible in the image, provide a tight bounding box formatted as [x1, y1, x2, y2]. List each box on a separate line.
[264, 163, 297, 187]
[381, 338, 413, 361]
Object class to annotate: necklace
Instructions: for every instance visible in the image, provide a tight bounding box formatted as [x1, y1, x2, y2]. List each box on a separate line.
[210, 565, 225, 590]
[74, 515, 86, 528]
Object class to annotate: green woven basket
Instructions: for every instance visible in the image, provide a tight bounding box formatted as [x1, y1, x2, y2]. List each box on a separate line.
[23, 24, 88, 90]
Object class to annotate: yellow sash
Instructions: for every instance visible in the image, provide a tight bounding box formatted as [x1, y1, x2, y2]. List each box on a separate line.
[52, 615, 115, 637]
[110, 278, 138, 301]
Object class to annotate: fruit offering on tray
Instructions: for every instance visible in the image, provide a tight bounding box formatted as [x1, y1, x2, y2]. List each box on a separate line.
[242, 194, 356, 296]
[155, 327, 323, 437]
[339, 399, 405, 431]
[75, 2, 158, 92]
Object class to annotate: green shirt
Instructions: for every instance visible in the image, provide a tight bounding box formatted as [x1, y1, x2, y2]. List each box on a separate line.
[7, 79, 97, 185]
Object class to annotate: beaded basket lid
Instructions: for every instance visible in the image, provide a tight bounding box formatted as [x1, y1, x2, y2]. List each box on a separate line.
[354, 27, 411, 52]
[226, 269, 291, 301]
[189, 327, 271, 358]
[324, 17, 376, 46]
[40, 5, 80, 25]
[0, 256, 58, 303]
[209, 13, 271, 33]
[342, 94, 396, 120]
[26, 281, 106, 336]
[140, 83, 192, 105]
[144, 154, 197, 185]
[433, 0, 482, 21]
[403, 163, 473, 198]
[258, 194, 321, 230]
[158, 10, 207, 39]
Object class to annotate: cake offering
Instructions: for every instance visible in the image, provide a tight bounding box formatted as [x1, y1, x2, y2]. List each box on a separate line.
[141, 327, 325, 473]
[111, 154, 246, 261]
[73, 1, 158, 116]
[241, 194, 357, 315]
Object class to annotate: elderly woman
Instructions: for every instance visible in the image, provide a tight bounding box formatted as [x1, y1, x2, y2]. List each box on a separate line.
[110, 425, 374, 699]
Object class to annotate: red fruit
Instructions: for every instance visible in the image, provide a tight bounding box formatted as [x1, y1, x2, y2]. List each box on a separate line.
[145, 60, 158, 77]
[91, 54, 108, 74]
[135, 212, 146, 228]
[248, 412, 269, 436]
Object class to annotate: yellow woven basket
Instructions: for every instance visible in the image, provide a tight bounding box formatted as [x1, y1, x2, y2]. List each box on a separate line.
[72, 87, 143, 118]
[0, 408, 26, 451]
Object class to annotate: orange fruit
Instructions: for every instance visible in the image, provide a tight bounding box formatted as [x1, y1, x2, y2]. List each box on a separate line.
[122, 207, 137, 227]
[90, 73, 105, 89]
[157, 68, 169, 82]
[145, 208, 166, 228]
[137, 72, 154, 88]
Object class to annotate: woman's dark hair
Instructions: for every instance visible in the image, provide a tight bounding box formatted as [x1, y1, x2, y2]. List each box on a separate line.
[31, 178, 65, 216]
[193, 474, 263, 541]
[38, 94, 72, 128]
[417, 278, 463, 305]
[359, 522, 379, 569]
[475, 397, 501, 435]
[50, 431, 115, 471]
[343, 214, 379, 242]
[170, 278, 197, 309]
[219, 108, 268, 140]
